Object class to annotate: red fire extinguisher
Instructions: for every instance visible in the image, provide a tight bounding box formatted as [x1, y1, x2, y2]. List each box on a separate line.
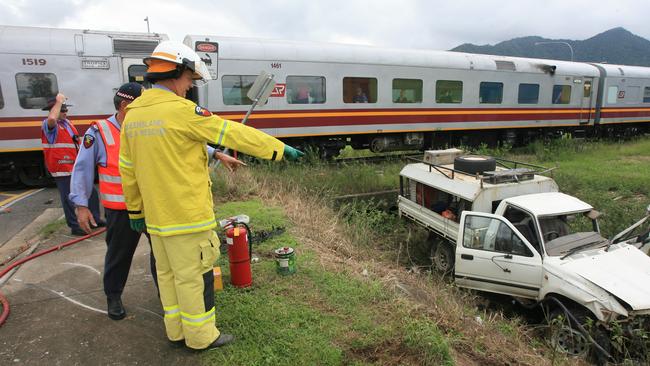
[222, 215, 252, 288]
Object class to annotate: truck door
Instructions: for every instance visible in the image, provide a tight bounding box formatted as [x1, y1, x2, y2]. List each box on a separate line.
[579, 77, 594, 125]
[455, 212, 543, 299]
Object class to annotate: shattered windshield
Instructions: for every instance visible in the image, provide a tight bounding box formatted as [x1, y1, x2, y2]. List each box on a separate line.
[540, 212, 604, 256]
[545, 232, 608, 257]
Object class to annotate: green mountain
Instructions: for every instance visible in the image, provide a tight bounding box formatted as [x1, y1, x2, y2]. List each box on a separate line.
[451, 28, 650, 67]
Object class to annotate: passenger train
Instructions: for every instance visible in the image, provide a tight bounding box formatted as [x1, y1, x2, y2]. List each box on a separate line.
[2, 25, 650, 185]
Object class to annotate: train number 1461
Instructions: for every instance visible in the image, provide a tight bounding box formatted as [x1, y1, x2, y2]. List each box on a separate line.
[22, 58, 47, 66]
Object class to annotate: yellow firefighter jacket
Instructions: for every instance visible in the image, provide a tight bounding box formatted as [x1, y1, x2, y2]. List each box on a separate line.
[119, 87, 285, 236]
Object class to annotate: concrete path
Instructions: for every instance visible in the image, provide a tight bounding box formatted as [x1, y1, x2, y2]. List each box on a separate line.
[0, 211, 200, 365]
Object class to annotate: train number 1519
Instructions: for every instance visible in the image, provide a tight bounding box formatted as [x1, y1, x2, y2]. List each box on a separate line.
[22, 58, 47, 66]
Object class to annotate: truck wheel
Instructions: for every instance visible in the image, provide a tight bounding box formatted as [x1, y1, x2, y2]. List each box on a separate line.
[453, 155, 496, 175]
[430, 241, 455, 275]
[547, 308, 590, 357]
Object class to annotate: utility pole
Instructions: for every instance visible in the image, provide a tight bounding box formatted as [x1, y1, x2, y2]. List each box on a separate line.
[144, 16, 150, 33]
[534, 41, 574, 62]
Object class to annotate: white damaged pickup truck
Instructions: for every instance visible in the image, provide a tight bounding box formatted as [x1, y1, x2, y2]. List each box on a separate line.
[398, 149, 650, 361]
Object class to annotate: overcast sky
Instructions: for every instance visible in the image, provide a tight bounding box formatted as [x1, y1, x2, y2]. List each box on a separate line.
[2, 0, 649, 50]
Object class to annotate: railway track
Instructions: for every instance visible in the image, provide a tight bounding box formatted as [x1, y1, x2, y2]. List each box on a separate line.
[332, 153, 422, 165]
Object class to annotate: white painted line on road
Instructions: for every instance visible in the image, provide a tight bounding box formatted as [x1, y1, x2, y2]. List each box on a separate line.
[46, 288, 107, 314]
[61, 262, 101, 275]
[136, 306, 163, 319]
[0, 188, 44, 209]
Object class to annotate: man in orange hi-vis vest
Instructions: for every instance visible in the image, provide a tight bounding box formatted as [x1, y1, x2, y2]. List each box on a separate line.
[41, 93, 102, 236]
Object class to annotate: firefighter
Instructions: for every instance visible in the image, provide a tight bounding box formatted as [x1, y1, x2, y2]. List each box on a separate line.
[119, 41, 303, 350]
[69, 83, 245, 320]
[41, 93, 102, 236]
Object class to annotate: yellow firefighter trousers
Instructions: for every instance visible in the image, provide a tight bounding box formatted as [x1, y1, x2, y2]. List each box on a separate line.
[151, 230, 221, 349]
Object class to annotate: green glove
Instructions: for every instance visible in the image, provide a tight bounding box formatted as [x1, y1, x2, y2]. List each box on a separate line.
[129, 218, 146, 233]
[283, 145, 304, 161]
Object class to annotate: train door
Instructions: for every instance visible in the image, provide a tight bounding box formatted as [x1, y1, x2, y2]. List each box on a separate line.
[121, 58, 150, 88]
[578, 77, 594, 124]
[192, 41, 219, 107]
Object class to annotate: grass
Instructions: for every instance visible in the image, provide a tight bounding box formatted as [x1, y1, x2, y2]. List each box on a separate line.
[228, 150, 403, 199]
[204, 199, 453, 366]
[38, 217, 66, 239]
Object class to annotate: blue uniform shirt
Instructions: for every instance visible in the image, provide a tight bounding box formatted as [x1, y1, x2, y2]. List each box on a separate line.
[69, 111, 218, 208]
[69, 115, 116, 207]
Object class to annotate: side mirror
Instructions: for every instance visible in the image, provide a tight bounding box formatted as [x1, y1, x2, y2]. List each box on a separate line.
[586, 210, 601, 220]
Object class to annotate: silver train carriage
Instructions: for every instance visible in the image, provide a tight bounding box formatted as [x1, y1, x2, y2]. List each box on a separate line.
[1, 25, 650, 185]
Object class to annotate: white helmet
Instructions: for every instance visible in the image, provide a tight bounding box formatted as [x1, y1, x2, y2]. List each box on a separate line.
[144, 41, 211, 81]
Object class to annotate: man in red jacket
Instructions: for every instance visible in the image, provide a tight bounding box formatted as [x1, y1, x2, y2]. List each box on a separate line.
[41, 93, 102, 235]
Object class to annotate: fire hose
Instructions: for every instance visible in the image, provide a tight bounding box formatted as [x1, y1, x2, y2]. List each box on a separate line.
[0, 228, 106, 327]
[516, 296, 612, 360]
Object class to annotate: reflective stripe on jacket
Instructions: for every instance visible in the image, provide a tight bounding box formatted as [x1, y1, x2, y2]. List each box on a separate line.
[41, 122, 79, 176]
[119, 87, 286, 236]
[94, 119, 126, 210]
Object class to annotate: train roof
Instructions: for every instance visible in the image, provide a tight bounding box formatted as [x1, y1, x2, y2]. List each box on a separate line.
[0, 25, 166, 56]
[591, 63, 650, 79]
[185, 34, 600, 77]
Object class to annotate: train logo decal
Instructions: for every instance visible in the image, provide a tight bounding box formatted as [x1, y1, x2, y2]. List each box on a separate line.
[270, 84, 286, 97]
[195, 42, 218, 53]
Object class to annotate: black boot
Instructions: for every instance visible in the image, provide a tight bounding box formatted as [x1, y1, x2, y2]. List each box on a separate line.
[107, 297, 126, 320]
[204, 334, 234, 350]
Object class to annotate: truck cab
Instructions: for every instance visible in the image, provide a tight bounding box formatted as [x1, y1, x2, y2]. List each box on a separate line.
[455, 192, 603, 300]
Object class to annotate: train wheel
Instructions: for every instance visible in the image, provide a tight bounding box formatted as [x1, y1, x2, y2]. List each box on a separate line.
[18, 166, 52, 187]
[370, 137, 384, 153]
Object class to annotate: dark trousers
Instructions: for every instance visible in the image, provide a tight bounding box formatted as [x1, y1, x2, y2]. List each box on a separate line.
[54, 176, 101, 231]
[104, 208, 158, 299]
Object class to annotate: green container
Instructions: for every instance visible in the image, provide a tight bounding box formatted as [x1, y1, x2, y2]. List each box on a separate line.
[274, 247, 296, 275]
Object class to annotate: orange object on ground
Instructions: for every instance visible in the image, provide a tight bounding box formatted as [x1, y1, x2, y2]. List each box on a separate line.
[213, 267, 223, 291]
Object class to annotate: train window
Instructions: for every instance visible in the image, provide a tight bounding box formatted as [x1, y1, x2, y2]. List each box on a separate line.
[15, 73, 58, 109]
[517, 83, 539, 104]
[0, 83, 3, 109]
[392, 79, 422, 103]
[552, 85, 571, 104]
[644, 87, 650, 103]
[222, 75, 259, 105]
[583, 81, 592, 98]
[286, 76, 326, 104]
[479, 82, 503, 104]
[436, 80, 463, 103]
[607, 86, 618, 104]
[343, 77, 377, 103]
[128, 65, 151, 88]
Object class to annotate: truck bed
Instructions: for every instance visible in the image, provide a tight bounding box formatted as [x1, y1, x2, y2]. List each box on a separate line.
[398, 196, 459, 241]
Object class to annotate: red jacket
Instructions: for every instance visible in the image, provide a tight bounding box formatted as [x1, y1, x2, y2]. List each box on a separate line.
[41, 120, 79, 177]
